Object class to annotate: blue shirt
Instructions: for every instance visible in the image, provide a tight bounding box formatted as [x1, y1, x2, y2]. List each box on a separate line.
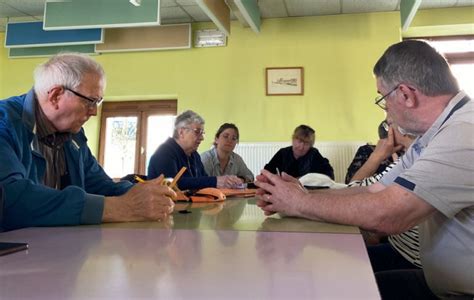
[0, 89, 132, 231]
[147, 137, 217, 190]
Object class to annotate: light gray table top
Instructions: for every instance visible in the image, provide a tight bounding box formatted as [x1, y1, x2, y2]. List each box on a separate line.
[102, 197, 359, 234]
[0, 226, 380, 299]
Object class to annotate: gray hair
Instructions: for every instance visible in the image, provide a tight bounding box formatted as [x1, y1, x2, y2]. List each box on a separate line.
[373, 40, 459, 96]
[33, 52, 106, 97]
[173, 110, 205, 138]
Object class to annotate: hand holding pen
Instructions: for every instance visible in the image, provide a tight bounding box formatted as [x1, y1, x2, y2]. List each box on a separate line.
[103, 174, 176, 223]
[135, 166, 186, 191]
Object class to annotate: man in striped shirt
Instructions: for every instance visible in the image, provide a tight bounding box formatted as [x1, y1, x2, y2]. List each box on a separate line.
[347, 123, 420, 271]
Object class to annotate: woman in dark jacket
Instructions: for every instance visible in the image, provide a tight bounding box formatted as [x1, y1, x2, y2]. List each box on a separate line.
[264, 125, 334, 179]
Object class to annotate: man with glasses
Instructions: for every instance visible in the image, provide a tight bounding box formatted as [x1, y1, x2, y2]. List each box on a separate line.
[256, 40, 473, 299]
[0, 53, 175, 231]
[148, 110, 242, 190]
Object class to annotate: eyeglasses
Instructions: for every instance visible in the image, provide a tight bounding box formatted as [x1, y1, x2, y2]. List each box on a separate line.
[184, 127, 205, 137]
[374, 85, 399, 110]
[64, 87, 104, 108]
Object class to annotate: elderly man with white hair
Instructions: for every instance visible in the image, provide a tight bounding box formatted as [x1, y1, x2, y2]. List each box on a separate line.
[0, 53, 175, 231]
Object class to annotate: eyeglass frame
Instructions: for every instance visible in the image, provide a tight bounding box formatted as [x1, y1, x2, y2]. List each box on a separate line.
[64, 87, 104, 108]
[375, 84, 417, 110]
[183, 127, 205, 137]
[374, 85, 399, 110]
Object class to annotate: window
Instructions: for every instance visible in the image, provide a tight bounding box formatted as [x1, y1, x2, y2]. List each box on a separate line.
[414, 36, 474, 97]
[98, 100, 177, 178]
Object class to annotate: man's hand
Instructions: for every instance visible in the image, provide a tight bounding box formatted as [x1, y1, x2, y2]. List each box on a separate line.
[372, 126, 404, 161]
[255, 170, 307, 217]
[103, 175, 176, 222]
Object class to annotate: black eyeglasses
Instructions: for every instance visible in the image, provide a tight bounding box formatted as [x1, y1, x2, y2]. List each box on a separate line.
[64, 87, 103, 108]
[374, 85, 399, 110]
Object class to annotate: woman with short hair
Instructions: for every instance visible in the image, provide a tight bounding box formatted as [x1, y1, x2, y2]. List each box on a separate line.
[264, 125, 334, 179]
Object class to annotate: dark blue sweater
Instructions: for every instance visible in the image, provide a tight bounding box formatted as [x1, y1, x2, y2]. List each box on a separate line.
[147, 138, 217, 190]
[264, 146, 334, 179]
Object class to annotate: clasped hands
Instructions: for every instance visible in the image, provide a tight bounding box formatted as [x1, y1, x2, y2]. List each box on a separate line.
[216, 175, 244, 188]
[254, 170, 308, 217]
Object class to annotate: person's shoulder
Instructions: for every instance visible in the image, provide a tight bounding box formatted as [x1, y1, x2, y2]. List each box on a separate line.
[148, 139, 176, 162]
[279, 146, 292, 153]
[354, 144, 374, 155]
[156, 138, 176, 152]
[308, 147, 324, 156]
[0, 95, 29, 135]
[231, 151, 245, 162]
[71, 128, 88, 147]
[451, 100, 473, 124]
[0, 95, 25, 121]
[200, 148, 214, 158]
[358, 143, 374, 151]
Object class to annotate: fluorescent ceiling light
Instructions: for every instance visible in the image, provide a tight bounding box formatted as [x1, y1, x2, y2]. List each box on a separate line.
[194, 29, 227, 48]
[129, 0, 141, 7]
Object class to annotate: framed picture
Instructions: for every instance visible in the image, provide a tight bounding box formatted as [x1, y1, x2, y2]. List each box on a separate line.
[265, 67, 304, 96]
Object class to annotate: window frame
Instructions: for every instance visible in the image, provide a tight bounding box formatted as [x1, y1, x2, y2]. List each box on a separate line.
[403, 35, 474, 64]
[98, 100, 177, 176]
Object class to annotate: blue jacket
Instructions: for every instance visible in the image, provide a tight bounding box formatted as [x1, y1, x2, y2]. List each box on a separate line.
[0, 89, 133, 231]
[147, 137, 216, 190]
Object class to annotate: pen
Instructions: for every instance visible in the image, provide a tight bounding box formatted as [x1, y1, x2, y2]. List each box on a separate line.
[169, 167, 187, 189]
[276, 168, 281, 177]
[135, 174, 165, 185]
[135, 175, 146, 183]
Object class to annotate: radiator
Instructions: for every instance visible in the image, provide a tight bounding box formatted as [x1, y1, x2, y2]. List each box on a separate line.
[234, 141, 364, 183]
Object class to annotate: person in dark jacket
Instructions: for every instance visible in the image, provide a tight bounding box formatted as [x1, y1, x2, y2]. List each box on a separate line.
[0, 53, 175, 231]
[264, 125, 334, 179]
[147, 110, 242, 190]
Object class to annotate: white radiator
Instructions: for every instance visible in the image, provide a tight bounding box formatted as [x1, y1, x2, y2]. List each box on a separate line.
[234, 141, 364, 183]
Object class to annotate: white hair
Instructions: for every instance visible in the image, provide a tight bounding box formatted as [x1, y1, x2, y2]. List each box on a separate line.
[33, 52, 106, 97]
[173, 110, 205, 138]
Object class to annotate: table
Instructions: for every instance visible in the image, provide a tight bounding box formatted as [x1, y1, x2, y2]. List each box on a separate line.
[0, 198, 380, 299]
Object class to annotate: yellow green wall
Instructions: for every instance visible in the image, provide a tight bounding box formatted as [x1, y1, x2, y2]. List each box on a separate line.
[0, 7, 472, 156]
[411, 6, 473, 26]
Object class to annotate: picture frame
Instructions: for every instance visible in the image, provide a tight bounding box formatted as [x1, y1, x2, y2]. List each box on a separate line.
[265, 67, 304, 96]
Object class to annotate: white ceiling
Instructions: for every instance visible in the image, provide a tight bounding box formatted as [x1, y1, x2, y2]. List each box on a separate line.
[0, 0, 473, 31]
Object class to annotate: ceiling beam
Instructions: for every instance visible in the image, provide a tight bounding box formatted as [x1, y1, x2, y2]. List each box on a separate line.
[225, 0, 249, 28]
[400, 0, 422, 32]
[196, 0, 230, 36]
[233, 0, 260, 33]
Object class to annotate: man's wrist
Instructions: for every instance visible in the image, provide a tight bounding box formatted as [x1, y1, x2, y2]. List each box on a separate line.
[102, 196, 122, 222]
